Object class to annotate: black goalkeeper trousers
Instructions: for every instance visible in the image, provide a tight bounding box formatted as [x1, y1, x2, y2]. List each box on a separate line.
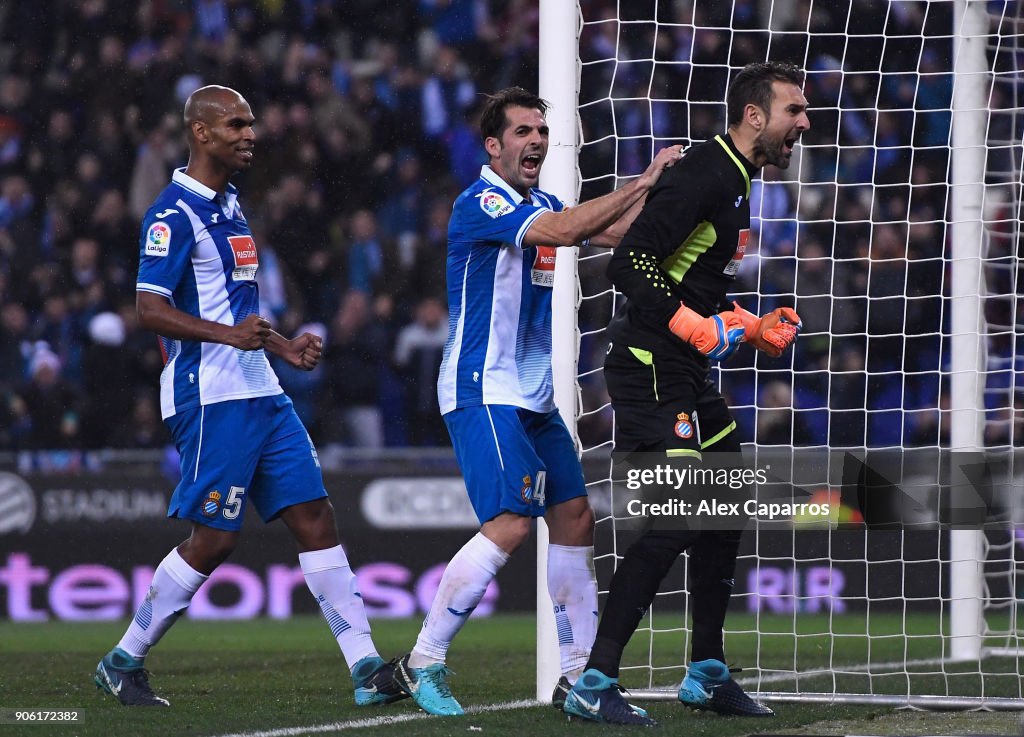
[587, 526, 744, 678]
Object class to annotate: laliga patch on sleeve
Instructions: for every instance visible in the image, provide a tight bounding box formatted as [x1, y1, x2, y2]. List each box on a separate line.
[478, 189, 516, 219]
[145, 222, 172, 257]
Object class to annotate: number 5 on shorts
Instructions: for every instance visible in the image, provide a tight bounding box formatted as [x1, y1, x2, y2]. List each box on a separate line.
[223, 486, 245, 520]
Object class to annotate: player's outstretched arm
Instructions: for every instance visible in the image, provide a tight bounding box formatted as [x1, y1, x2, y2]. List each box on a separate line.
[588, 147, 688, 248]
[520, 145, 684, 248]
[265, 330, 323, 370]
[136, 291, 271, 350]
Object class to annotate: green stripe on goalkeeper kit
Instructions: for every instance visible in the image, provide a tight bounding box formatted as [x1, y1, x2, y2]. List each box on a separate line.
[661, 220, 716, 284]
[715, 134, 750, 197]
[666, 448, 701, 459]
[700, 421, 737, 449]
[628, 346, 659, 401]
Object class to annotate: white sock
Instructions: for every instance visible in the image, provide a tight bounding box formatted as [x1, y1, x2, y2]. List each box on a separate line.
[300, 545, 378, 669]
[409, 532, 509, 668]
[547, 544, 598, 680]
[118, 548, 208, 659]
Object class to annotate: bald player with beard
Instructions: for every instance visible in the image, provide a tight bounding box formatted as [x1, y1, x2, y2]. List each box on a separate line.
[94, 86, 405, 708]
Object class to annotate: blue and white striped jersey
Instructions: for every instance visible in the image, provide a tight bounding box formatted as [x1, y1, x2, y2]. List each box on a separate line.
[137, 168, 282, 419]
[437, 165, 564, 415]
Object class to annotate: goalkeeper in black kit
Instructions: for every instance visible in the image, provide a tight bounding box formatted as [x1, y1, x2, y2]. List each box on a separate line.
[562, 61, 810, 726]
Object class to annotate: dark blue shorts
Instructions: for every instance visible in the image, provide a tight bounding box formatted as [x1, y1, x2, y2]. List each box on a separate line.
[165, 393, 327, 531]
[444, 405, 588, 524]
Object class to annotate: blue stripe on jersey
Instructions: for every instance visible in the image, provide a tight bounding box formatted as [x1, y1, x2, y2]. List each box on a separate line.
[171, 264, 202, 409]
[516, 261, 554, 400]
[455, 246, 499, 405]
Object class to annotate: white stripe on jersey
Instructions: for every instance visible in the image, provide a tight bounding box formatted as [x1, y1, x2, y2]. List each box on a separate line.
[137, 283, 172, 297]
[514, 208, 545, 249]
[194, 405, 205, 482]
[481, 245, 524, 406]
[180, 200, 235, 405]
[485, 406, 505, 470]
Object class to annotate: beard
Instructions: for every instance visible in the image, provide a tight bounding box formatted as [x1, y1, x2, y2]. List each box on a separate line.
[753, 132, 792, 170]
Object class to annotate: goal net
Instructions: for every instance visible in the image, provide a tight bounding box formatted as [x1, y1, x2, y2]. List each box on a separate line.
[540, 0, 1024, 709]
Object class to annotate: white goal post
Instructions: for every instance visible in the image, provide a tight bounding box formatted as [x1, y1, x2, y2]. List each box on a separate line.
[539, 0, 1023, 710]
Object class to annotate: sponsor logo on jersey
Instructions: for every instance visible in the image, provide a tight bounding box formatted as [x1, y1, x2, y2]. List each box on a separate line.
[674, 411, 694, 439]
[227, 235, 259, 281]
[477, 188, 515, 218]
[723, 228, 749, 276]
[145, 222, 171, 257]
[201, 490, 222, 517]
[531, 246, 557, 287]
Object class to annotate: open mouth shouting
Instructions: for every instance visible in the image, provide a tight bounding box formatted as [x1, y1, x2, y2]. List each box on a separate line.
[521, 151, 543, 178]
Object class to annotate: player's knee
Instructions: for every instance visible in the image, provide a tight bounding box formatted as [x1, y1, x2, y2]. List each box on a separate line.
[546, 497, 594, 546]
[482, 513, 532, 554]
[281, 498, 340, 550]
[178, 529, 238, 573]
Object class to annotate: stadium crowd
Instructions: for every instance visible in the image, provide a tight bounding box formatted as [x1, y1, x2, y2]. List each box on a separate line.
[0, 0, 1015, 453]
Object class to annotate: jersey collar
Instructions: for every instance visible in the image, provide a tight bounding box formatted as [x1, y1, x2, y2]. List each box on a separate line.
[479, 165, 527, 204]
[714, 134, 757, 198]
[172, 167, 240, 206]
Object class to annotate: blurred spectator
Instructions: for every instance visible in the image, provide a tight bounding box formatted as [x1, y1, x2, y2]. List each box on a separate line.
[0, 301, 31, 390]
[393, 296, 448, 445]
[108, 392, 170, 449]
[271, 319, 329, 432]
[344, 209, 385, 295]
[377, 148, 425, 240]
[80, 311, 132, 448]
[421, 45, 476, 140]
[755, 381, 814, 446]
[129, 118, 185, 221]
[322, 290, 388, 448]
[12, 344, 83, 449]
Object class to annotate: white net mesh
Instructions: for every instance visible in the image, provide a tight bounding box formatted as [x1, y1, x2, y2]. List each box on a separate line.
[569, 0, 1023, 705]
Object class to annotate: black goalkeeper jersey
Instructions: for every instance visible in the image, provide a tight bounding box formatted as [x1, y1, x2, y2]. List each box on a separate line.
[606, 132, 759, 355]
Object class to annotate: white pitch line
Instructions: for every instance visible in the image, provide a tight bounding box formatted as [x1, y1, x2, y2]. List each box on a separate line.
[735, 656, 954, 687]
[210, 699, 539, 737]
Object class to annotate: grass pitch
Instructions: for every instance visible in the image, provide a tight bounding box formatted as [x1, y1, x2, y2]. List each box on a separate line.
[1, 614, 1021, 737]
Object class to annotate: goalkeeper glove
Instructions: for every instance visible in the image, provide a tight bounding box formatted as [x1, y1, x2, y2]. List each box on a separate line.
[668, 303, 745, 361]
[732, 302, 802, 357]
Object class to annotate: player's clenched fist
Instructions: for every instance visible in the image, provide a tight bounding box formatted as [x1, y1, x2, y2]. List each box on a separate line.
[229, 313, 272, 350]
[732, 302, 802, 357]
[668, 302, 746, 361]
[291, 332, 323, 371]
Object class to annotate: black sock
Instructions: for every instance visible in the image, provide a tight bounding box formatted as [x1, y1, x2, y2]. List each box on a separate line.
[688, 530, 742, 663]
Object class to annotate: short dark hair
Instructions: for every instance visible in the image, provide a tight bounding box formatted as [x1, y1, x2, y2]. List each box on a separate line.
[726, 61, 804, 126]
[479, 87, 549, 141]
